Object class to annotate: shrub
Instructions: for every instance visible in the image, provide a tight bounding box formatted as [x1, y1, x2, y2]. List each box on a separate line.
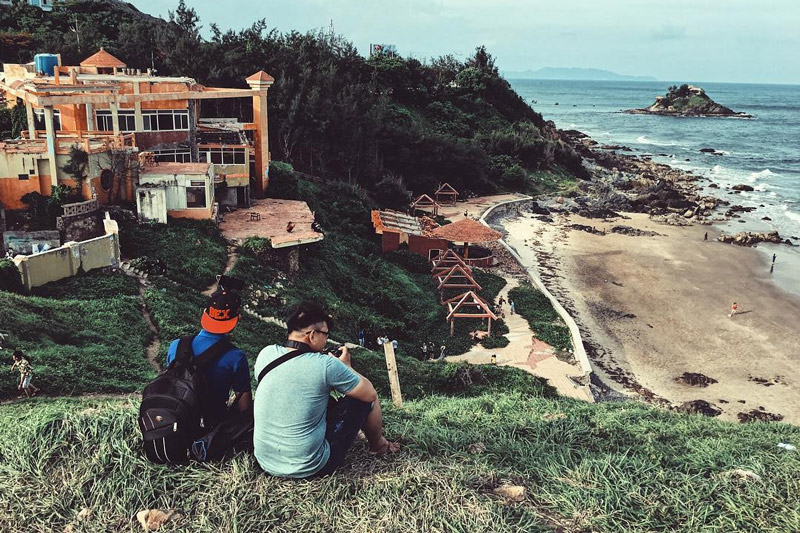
[0, 259, 23, 294]
[509, 284, 573, 352]
[267, 160, 299, 199]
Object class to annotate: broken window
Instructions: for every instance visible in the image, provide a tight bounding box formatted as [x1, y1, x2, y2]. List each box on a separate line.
[186, 181, 206, 208]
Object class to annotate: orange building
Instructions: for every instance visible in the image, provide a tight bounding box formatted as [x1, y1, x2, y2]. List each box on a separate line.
[0, 49, 274, 211]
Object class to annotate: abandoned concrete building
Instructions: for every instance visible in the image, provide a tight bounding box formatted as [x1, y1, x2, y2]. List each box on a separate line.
[0, 49, 274, 215]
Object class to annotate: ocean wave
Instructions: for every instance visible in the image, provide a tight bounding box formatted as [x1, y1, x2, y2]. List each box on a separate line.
[635, 135, 683, 147]
[711, 165, 723, 174]
[782, 206, 800, 225]
[746, 169, 778, 183]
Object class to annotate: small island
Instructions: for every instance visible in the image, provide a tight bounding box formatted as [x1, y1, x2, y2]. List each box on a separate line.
[625, 84, 751, 117]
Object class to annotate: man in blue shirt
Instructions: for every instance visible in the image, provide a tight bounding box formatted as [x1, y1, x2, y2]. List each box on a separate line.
[166, 287, 251, 427]
[254, 302, 399, 478]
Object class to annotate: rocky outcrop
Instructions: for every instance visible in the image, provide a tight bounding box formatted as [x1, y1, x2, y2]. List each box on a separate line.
[717, 231, 783, 246]
[731, 184, 754, 192]
[624, 84, 751, 118]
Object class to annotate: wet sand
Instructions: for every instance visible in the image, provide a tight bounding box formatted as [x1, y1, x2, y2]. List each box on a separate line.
[503, 211, 800, 424]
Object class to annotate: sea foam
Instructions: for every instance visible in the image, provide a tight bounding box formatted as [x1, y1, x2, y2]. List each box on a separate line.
[747, 169, 777, 182]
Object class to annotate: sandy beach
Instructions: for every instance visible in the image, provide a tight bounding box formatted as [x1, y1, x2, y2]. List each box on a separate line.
[502, 210, 800, 424]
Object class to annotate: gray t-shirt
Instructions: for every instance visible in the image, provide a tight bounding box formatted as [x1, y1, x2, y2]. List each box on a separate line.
[253, 345, 361, 478]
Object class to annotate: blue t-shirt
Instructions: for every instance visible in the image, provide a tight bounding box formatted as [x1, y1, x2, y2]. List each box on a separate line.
[253, 345, 361, 478]
[166, 330, 251, 425]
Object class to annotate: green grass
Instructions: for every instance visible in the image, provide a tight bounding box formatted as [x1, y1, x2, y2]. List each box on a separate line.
[31, 270, 139, 300]
[118, 218, 228, 291]
[509, 284, 573, 352]
[1, 394, 798, 532]
[0, 282, 152, 397]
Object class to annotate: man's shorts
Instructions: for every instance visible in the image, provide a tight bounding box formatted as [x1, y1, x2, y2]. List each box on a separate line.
[309, 396, 373, 478]
[22, 375, 32, 389]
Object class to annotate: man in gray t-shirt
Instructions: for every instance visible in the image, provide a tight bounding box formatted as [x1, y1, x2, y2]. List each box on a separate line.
[254, 302, 400, 478]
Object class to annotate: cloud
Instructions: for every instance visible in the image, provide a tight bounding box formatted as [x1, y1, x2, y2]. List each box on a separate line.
[652, 24, 687, 41]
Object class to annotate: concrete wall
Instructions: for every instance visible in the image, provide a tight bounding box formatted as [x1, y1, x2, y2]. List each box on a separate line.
[13, 217, 120, 291]
[136, 186, 167, 224]
[138, 168, 214, 220]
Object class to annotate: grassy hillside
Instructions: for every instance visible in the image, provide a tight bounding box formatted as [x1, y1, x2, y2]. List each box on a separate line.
[2, 392, 798, 532]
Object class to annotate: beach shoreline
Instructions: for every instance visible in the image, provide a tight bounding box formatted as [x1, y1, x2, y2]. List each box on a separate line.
[499, 208, 800, 424]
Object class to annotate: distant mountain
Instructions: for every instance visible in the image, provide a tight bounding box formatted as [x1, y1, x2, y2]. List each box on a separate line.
[503, 67, 657, 82]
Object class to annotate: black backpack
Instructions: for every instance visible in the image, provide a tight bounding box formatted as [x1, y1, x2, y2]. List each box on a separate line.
[139, 335, 232, 464]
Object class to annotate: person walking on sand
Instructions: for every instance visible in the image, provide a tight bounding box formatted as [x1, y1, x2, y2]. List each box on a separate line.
[704, 232, 708, 241]
[10, 351, 38, 398]
[729, 301, 738, 318]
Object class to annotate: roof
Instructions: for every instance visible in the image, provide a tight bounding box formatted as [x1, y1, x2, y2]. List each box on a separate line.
[371, 210, 439, 236]
[436, 265, 481, 291]
[218, 199, 323, 249]
[410, 194, 440, 208]
[140, 162, 211, 175]
[80, 48, 126, 68]
[246, 71, 275, 83]
[430, 218, 502, 243]
[435, 182, 459, 195]
[444, 290, 497, 321]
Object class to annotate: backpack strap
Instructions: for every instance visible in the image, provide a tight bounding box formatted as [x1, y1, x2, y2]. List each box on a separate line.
[172, 336, 196, 368]
[193, 338, 234, 370]
[257, 343, 312, 386]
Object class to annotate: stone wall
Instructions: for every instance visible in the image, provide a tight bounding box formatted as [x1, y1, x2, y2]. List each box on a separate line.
[57, 198, 102, 242]
[3, 230, 61, 255]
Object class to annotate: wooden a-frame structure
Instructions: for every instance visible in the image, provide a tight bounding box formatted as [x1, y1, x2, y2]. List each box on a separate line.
[435, 182, 459, 206]
[410, 194, 441, 216]
[436, 264, 481, 292]
[443, 290, 498, 336]
[430, 249, 469, 276]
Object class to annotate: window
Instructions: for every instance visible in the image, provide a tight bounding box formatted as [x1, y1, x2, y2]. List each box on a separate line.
[186, 181, 206, 208]
[199, 147, 247, 166]
[153, 149, 191, 163]
[18, 173, 29, 181]
[96, 109, 135, 132]
[33, 108, 61, 131]
[100, 169, 114, 191]
[142, 109, 190, 131]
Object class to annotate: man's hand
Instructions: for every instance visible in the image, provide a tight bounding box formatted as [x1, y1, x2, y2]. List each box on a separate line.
[337, 346, 352, 368]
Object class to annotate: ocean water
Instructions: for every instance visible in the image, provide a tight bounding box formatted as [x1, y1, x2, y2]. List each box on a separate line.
[509, 79, 800, 294]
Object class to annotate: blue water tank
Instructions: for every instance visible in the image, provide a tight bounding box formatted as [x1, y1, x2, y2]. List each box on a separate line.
[34, 54, 59, 76]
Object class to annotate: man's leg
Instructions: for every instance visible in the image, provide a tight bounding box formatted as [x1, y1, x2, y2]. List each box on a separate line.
[361, 398, 400, 454]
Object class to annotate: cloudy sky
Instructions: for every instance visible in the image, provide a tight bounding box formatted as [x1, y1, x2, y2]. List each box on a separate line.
[132, 0, 800, 84]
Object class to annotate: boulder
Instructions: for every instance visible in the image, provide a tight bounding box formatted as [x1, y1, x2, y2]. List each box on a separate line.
[717, 231, 783, 247]
[732, 184, 754, 192]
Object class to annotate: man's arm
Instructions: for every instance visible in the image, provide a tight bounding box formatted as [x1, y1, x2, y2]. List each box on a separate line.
[344, 376, 378, 403]
[233, 391, 252, 412]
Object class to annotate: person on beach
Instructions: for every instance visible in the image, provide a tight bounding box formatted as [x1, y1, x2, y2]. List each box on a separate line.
[704, 232, 708, 241]
[10, 351, 38, 398]
[253, 301, 399, 478]
[772, 254, 777, 264]
[729, 301, 738, 318]
[509, 300, 516, 315]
